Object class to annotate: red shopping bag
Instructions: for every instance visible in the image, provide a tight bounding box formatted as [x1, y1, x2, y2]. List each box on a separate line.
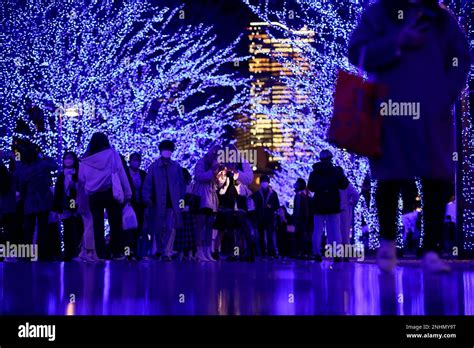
[328, 69, 386, 158]
[328, 45, 387, 158]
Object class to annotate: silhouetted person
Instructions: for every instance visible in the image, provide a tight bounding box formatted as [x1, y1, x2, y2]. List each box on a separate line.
[174, 167, 196, 261]
[17, 143, 58, 260]
[193, 145, 221, 262]
[339, 181, 359, 260]
[349, 0, 470, 272]
[126, 152, 147, 257]
[0, 161, 19, 261]
[79, 132, 132, 259]
[308, 150, 349, 262]
[293, 178, 312, 258]
[252, 175, 280, 258]
[53, 151, 83, 261]
[142, 140, 185, 261]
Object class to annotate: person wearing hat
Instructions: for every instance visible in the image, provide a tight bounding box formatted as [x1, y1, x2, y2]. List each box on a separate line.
[251, 174, 280, 258]
[142, 139, 186, 261]
[307, 149, 349, 262]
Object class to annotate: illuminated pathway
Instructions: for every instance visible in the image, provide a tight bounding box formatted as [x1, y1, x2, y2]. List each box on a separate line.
[1, 260, 473, 315]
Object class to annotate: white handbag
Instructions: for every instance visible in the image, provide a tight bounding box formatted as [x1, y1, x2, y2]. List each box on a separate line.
[122, 203, 138, 230]
[111, 152, 124, 203]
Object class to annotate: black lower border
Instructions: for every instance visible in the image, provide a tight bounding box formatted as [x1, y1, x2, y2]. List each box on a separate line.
[0, 316, 473, 346]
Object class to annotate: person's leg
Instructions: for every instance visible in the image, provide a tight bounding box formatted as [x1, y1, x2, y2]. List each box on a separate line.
[72, 216, 84, 258]
[89, 192, 106, 258]
[163, 208, 176, 258]
[375, 180, 403, 271]
[154, 214, 166, 256]
[275, 222, 284, 257]
[104, 191, 124, 258]
[245, 218, 257, 259]
[204, 213, 216, 260]
[133, 205, 144, 255]
[80, 209, 96, 253]
[62, 217, 74, 260]
[376, 180, 401, 242]
[194, 213, 206, 260]
[295, 220, 305, 256]
[422, 179, 451, 253]
[305, 217, 313, 256]
[326, 213, 342, 260]
[115, 204, 127, 257]
[326, 213, 342, 244]
[36, 212, 50, 260]
[233, 212, 245, 258]
[340, 210, 351, 246]
[265, 218, 277, 257]
[312, 214, 324, 257]
[214, 230, 225, 252]
[257, 224, 266, 257]
[23, 214, 36, 246]
[421, 179, 451, 271]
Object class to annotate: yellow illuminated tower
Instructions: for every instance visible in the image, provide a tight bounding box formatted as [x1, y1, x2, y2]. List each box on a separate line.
[237, 21, 314, 170]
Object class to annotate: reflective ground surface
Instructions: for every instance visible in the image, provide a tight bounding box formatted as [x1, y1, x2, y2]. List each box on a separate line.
[1, 260, 473, 315]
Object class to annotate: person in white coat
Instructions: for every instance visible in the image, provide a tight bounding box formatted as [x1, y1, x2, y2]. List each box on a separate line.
[79, 132, 131, 260]
[193, 145, 221, 261]
[339, 181, 360, 260]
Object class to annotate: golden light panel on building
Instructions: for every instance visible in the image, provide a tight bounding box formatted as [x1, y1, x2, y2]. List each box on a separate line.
[239, 21, 314, 163]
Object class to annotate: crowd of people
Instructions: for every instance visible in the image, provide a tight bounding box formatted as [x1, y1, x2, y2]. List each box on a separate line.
[0, 130, 464, 273]
[0, 0, 470, 275]
[0, 133, 367, 265]
[1, 134, 462, 275]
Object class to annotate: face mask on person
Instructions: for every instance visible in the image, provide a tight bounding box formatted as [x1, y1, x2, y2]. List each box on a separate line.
[261, 182, 269, 190]
[161, 150, 172, 159]
[64, 159, 74, 168]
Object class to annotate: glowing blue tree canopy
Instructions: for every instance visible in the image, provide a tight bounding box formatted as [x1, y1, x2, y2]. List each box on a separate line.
[244, 0, 377, 247]
[0, 0, 249, 171]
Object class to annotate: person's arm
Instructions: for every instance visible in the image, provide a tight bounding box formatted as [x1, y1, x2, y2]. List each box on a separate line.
[177, 164, 186, 201]
[337, 167, 350, 190]
[271, 191, 280, 211]
[443, 12, 471, 104]
[307, 171, 316, 192]
[16, 166, 26, 201]
[236, 162, 253, 186]
[219, 177, 231, 196]
[116, 153, 132, 201]
[142, 164, 155, 207]
[194, 159, 215, 182]
[250, 192, 259, 210]
[348, 4, 402, 72]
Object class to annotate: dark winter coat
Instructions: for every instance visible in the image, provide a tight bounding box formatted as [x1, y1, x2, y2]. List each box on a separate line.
[0, 170, 17, 216]
[126, 168, 147, 206]
[348, 0, 470, 180]
[251, 188, 280, 225]
[142, 157, 186, 229]
[307, 162, 349, 214]
[53, 171, 78, 213]
[17, 158, 57, 215]
[293, 189, 311, 222]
